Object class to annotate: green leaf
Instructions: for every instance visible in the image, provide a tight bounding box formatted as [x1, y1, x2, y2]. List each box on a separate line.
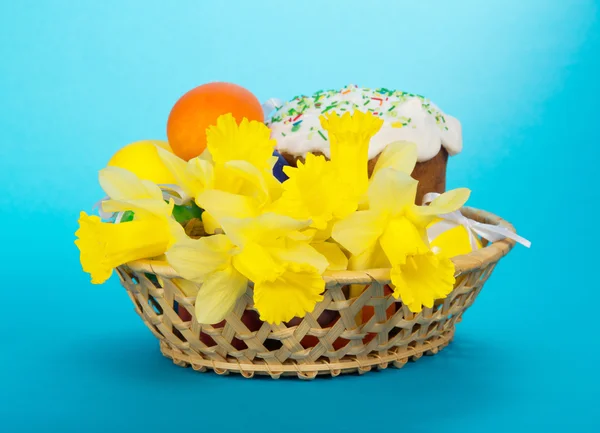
[120, 211, 135, 222]
[172, 202, 204, 224]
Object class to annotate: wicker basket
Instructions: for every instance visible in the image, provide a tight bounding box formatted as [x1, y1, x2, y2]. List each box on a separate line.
[117, 207, 516, 379]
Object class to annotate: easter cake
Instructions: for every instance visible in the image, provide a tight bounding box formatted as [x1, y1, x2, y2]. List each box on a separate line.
[267, 85, 462, 203]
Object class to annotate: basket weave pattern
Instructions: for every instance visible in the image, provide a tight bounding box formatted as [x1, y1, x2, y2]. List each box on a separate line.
[117, 207, 516, 379]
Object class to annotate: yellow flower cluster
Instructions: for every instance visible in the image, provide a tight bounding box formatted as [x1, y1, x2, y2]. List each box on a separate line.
[75, 111, 470, 324]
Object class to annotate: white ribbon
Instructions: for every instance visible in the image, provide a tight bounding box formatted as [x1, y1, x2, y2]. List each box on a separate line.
[262, 98, 283, 118]
[92, 197, 113, 220]
[92, 198, 130, 223]
[158, 183, 192, 206]
[423, 192, 531, 250]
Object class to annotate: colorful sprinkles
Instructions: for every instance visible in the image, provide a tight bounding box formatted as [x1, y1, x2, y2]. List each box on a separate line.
[268, 84, 449, 133]
[266, 84, 459, 161]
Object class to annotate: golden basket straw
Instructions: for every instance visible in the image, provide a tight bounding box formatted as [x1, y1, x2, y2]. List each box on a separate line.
[117, 207, 516, 379]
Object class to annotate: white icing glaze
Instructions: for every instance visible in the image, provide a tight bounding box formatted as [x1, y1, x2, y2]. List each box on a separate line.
[266, 85, 462, 162]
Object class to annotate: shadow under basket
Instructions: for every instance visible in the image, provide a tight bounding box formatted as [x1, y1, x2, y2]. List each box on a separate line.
[117, 207, 517, 379]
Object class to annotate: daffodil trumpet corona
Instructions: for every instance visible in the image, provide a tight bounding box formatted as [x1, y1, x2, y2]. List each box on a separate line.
[76, 110, 475, 324]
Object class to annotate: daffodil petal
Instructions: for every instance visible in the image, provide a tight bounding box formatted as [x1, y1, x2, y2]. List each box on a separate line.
[254, 265, 325, 325]
[195, 267, 248, 324]
[271, 239, 330, 274]
[332, 210, 385, 256]
[372, 141, 418, 175]
[348, 242, 391, 271]
[154, 146, 206, 198]
[199, 148, 214, 163]
[415, 188, 471, 215]
[311, 241, 348, 271]
[223, 160, 269, 206]
[196, 189, 258, 224]
[380, 216, 429, 264]
[186, 157, 215, 190]
[99, 166, 163, 201]
[167, 218, 187, 246]
[429, 220, 482, 257]
[268, 155, 279, 169]
[430, 187, 471, 213]
[408, 188, 471, 227]
[220, 213, 310, 247]
[166, 234, 234, 283]
[311, 223, 334, 242]
[172, 278, 199, 297]
[101, 198, 173, 218]
[368, 168, 418, 215]
[266, 196, 311, 226]
[289, 228, 316, 242]
[201, 212, 220, 234]
[265, 171, 284, 202]
[390, 252, 455, 313]
[232, 242, 284, 283]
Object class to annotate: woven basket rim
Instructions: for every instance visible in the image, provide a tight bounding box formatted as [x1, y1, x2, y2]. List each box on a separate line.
[125, 206, 516, 286]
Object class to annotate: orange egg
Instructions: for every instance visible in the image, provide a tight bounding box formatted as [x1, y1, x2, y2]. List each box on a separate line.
[166, 82, 264, 161]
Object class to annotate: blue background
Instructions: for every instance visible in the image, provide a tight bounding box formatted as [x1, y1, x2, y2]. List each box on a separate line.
[1, 1, 598, 432]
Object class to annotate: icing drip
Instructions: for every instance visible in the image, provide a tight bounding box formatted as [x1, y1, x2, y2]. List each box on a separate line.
[266, 85, 463, 162]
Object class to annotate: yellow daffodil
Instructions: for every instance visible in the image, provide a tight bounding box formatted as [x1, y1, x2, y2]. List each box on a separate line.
[267, 112, 410, 274]
[75, 167, 181, 284]
[206, 114, 283, 210]
[157, 113, 277, 194]
[269, 112, 382, 236]
[156, 113, 282, 233]
[270, 153, 356, 231]
[258, 153, 350, 272]
[320, 110, 383, 201]
[167, 192, 329, 325]
[390, 251, 456, 312]
[76, 212, 174, 284]
[206, 113, 276, 172]
[333, 167, 471, 312]
[270, 113, 415, 235]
